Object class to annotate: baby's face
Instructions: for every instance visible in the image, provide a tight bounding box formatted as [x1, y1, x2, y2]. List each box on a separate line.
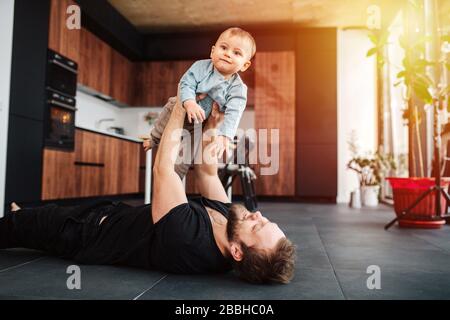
[210, 33, 252, 77]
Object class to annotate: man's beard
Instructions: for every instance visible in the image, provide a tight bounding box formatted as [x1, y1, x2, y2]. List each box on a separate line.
[226, 208, 240, 241]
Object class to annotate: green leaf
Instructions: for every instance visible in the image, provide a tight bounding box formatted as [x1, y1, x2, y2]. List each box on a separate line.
[415, 59, 434, 68]
[379, 31, 390, 45]
[402, 57, 407, 66]
[402, 57, 411, 70]
[366, 47, 377, 57]
[397, 71, 406, 79]
[368, 33, 378, 45]
[413, 78, 429, 91]
[413, 81, 433, 104]
[404, 76, 412, 87]
[415, 73, 435, 87]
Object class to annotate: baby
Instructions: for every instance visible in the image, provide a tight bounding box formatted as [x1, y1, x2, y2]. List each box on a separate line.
[144, 27, 256, 179]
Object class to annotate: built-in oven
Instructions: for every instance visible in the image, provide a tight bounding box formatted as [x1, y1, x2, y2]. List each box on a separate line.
[44, 88, 76, 150]
[46, 49, 78, 96]
[45, 49, 78, 150]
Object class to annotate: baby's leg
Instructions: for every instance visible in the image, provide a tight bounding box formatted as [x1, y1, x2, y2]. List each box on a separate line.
[149, 96, 178, 148]
[175, 123, 203, 180]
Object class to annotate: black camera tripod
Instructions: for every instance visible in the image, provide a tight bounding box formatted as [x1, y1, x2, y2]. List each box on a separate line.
[218, 136, 258, 212]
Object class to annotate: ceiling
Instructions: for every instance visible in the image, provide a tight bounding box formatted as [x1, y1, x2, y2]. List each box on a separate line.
[107, 0, 406, 34]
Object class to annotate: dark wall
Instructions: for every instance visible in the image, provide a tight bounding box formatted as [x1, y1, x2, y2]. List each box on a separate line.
[76, 2, 299, 61]
[144, 28, 296, 60]
[76, 0, 144, 61]
[296, 28, 337, 200]
[5, 0, 50, 204]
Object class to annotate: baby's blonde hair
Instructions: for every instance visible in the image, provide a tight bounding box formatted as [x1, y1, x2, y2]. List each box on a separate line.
[218, 27, 256, 59]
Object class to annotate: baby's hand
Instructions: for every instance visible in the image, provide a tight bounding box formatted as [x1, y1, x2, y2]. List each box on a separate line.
[142, 139, 151, 152]
[183, 100, 206, 124]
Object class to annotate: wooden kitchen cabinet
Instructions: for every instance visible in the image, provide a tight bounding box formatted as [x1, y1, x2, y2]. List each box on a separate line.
[110, 49, 136, 105]
[239, 66, 255, 109]
[48, 0, 80, 63]
[42, 129, 140, 200]
[42, 146, 104, 200]
[74, 130, 105, 197]
[75, 166, 104, 197]
[139, 147, 147, 193]
[75, 130, 105, 164]
[79, 28, 112, 96]
[103, 136, 121, 195]
[135, 60, 194, 106]
[42, 148, 77, 200]
[254, 51, 296, 196]
[118, 140, 140, 194]
[103, 135, 140, 195]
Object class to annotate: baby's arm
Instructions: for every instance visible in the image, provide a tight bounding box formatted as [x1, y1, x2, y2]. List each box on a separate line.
[216, 84, 247, 157]
[179, 61, 207, 123]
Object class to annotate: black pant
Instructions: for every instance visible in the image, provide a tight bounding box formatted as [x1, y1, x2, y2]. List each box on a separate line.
[0, 201, 111, 259]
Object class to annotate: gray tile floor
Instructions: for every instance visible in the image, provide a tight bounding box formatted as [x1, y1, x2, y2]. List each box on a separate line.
[1, 201, 450, 300]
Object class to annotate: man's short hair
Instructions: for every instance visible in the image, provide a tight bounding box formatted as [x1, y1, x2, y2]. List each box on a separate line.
[219, 27, 256, 59]
[233, 237, 296, 284]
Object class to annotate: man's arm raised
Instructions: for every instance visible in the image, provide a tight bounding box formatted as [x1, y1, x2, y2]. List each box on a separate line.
[193, 104, 230, 203]
[151, 89, 189, 223]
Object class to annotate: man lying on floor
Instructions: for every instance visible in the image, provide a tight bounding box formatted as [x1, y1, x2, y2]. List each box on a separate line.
[0, 92, 296, 284]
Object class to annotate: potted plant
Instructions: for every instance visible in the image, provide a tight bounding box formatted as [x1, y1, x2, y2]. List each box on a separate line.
[347, 132, 380, 207]
[346, 130, 399, 207]
[143, 111, 159, 127]
[347, 156, 381, 207]
[387, 1, 449, 227]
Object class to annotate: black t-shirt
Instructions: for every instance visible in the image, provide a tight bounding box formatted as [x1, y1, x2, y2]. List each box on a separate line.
[73, 197, 232, 274]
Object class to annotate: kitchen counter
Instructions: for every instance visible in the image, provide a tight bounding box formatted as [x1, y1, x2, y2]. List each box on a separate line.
[76, 125, 143, 143]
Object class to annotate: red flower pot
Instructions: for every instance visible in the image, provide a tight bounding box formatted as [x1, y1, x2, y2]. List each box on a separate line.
[386, 177, 450, 229]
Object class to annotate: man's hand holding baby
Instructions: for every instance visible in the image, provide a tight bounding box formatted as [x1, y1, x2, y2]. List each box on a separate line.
[204, 102, 234, 159]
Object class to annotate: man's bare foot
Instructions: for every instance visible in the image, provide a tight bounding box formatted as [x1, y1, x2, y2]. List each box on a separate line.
[10, 202, 21, 212]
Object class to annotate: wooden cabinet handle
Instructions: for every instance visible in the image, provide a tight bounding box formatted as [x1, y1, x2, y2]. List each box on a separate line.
[74, 161, 105, 167]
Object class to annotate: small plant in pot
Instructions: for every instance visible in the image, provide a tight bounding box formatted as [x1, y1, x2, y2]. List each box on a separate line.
[346, 131, 396, 207]
[143, 111, 160, 127]
[347, 157, 381, 207]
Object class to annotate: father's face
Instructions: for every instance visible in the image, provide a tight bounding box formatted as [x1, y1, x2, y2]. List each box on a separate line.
[227, 207, 285, 252]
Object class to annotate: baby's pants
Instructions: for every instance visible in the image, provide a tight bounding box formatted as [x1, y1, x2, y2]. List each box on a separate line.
[149, 97, 203, 180]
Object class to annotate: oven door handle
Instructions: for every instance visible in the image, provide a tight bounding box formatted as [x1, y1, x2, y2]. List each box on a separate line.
[49, 59, 78, 74]
[48, 99, 78, 111]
